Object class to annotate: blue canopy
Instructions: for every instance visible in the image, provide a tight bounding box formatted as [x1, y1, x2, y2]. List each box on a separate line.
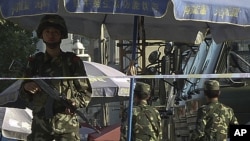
[2, 0, 250, 43]
[172, 0, 250, 26]
[0, 0, 167, 18]
[2, 0, 197, 42]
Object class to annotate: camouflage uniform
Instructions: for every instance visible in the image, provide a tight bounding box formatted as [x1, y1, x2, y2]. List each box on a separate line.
[190, 80, 238, 141]
[120, 82, 162, 141]
[19, 51, 92, 141]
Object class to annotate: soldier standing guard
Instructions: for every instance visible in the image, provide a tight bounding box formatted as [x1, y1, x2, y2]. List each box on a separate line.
[190, 80, 238, 141]
[19, 14, 92, 141]
[120, 82, 162, 141]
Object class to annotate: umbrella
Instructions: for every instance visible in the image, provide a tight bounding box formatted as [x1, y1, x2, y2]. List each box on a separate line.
[0, 0, 205, 43]
[172, 0, 250, 43]
[83, 61, 130, 105]
[173, 0, 250, 26]
[0, 0, 167, 39]
[0, 107, 32, 140]
[84, 61, 130, 97]
[0, 80, 25, 108]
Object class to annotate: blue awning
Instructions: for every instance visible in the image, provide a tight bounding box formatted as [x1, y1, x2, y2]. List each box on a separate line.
[2, 0, 250, 43]
[0, 0, 168, 18]
[172, 0, 250, 26]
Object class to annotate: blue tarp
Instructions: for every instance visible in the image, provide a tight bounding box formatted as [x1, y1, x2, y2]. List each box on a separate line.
[0, 0, 168, 18]
[172, 0, 250, 26]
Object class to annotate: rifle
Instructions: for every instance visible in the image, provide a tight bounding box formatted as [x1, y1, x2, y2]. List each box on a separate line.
[9, 60, 101, 133]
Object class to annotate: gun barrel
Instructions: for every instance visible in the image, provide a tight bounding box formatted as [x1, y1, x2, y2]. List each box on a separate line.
[75, 109, 101, 133]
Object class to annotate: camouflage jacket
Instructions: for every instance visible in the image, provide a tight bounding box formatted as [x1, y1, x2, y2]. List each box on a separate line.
[190, 101, 238, 141]
[120, 100, 162, 141]
[19, 51, 92, 117]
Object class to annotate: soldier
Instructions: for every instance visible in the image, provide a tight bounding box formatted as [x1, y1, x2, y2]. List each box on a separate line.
[19, 14, 92, 141]
[190, 80, 238, 141]
[120, 82, 162, 141]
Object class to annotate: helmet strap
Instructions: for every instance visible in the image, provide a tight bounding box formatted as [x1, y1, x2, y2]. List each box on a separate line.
[43, 40, 61, 49]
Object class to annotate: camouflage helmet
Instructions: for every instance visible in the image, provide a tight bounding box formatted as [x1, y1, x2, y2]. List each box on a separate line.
[204, 80, 220, 98]
[36, 14, 68, 39]
[204, 80, 220, 91]
[134, 82, 151, 99]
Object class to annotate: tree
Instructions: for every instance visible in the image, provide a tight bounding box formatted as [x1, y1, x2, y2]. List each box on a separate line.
[0, 19, 38, 92]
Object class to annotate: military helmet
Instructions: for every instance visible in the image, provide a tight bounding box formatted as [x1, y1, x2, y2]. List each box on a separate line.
[134, 82, 151, 99]
[204, 80, 220, 91]
[203, 80, 220, 98]
[36, 14, 68, 39]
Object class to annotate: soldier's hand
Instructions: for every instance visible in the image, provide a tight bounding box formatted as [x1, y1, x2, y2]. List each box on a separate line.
[24, 81, 41, 94]
[65, 101, 76, 115]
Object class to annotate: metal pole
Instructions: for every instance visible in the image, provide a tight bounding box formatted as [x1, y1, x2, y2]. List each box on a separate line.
[126, 16, 138, 141]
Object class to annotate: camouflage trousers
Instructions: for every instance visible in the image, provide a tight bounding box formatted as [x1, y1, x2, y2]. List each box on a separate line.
[27, 114, 80, 141]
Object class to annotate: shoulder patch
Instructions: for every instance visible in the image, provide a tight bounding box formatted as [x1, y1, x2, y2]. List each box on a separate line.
[65, 52, 81, 62]
[72, 55, 81, 62]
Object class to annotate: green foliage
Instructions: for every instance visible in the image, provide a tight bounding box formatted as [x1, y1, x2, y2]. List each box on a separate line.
[0, 19, 38, 91]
